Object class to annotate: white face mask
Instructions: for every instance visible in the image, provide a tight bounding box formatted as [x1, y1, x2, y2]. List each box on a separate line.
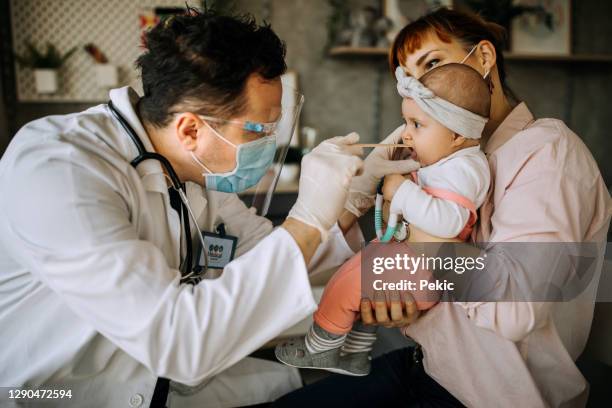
[460, 44, 490, 79]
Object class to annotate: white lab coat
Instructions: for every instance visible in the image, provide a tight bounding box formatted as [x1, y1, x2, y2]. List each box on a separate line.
[0, 87, 363, 408]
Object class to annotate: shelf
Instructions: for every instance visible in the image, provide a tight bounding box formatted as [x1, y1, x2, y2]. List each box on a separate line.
[328, 46, 612, 63]
[328, 46, 388, 57]
[240, 180, 299, 195]
[272, 180, 299, 194]
[503, 52, 612, 62]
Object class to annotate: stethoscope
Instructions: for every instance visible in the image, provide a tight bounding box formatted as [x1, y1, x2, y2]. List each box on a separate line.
[108, 100, 208, 282]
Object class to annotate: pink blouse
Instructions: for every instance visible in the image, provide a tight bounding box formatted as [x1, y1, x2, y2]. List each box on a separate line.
[403, 103, 611, 407]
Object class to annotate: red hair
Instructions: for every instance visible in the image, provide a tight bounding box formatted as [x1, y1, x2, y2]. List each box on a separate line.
[389, 7, 510, 92]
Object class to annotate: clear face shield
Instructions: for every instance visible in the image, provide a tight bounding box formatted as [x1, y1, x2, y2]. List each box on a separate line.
[237, 80, 304, 216]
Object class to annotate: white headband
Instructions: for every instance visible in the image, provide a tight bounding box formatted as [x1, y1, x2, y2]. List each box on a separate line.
[395, 66, 488, 139]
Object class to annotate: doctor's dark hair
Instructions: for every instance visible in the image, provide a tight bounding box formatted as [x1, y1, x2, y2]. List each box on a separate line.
[136, 6, 287, 128]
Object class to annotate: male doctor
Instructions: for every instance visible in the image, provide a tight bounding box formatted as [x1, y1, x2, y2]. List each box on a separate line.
[0, 8, 419, 408]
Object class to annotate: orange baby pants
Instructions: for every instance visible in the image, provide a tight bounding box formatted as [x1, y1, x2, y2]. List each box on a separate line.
[313, 244, 438, 336]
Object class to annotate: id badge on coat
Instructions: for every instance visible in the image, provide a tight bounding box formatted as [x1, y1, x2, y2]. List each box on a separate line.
[195, 224, 237, 270]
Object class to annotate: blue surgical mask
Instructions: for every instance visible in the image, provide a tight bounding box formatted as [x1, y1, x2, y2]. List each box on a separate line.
[191, 122, 276, 193]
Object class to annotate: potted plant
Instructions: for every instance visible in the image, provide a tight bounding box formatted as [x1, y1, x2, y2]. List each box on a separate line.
[84, 43, 118, 88]
[14, 41, 76, 94]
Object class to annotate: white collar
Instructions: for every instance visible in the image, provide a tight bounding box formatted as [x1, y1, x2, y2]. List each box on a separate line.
[107, 87, 208, 216]
[108, 86, 167, 193]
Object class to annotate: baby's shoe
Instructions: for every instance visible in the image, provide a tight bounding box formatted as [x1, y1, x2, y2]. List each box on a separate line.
[275, 337, 370, 376]
[275, 336, 340, 372]
[338, 350, 372, 376]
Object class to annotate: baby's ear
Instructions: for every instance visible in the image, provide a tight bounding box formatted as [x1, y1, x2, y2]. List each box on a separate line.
[452, 133, 466, 147]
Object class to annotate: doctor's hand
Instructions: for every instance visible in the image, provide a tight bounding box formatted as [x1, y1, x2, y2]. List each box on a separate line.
[287, 133, 364, 242]
[344, 125, 420, 217]
[360, 290, 420, 328]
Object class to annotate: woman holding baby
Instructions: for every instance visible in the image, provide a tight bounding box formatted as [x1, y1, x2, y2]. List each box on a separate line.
[274, 7, 610, 408]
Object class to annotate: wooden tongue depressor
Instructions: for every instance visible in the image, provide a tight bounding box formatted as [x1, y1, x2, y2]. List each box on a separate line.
[354, 143, 413, 148]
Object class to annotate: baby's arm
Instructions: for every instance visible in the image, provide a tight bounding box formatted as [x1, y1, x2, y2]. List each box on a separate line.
[381, 174, 409, 200]
[382, 175, 470, 238]
[380, 175, 441, 310]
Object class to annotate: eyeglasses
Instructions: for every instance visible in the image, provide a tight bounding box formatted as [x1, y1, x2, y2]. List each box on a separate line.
[198, 115, 281, 137]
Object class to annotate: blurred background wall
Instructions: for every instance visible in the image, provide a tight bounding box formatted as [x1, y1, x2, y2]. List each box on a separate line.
[1, 0, 612, 392]
[232, 0, 612, 184]
[1, 0, 611, 185]
[0, 79, 8, 154]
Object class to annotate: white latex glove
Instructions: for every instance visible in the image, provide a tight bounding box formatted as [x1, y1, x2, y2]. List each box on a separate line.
[344, 125, 421, 217]
[288, 133, 364, 241]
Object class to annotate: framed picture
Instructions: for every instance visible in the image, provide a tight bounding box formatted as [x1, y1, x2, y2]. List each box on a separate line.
[139, 7, 186, 47]
[383, 0, 454, 43]
[386, 0, 453, 20]
[510, 0, 571, 55]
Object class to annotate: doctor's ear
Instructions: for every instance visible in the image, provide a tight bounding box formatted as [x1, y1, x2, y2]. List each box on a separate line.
[175, 113, 204, 151]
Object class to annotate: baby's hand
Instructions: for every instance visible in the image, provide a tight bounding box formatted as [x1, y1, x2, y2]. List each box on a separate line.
[382, 174, 406, 201]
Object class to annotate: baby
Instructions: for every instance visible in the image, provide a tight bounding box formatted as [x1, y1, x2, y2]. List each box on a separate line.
[276, 63, 491, 376]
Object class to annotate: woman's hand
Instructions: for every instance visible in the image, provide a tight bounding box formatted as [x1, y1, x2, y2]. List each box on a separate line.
[360, 290, 420, 328]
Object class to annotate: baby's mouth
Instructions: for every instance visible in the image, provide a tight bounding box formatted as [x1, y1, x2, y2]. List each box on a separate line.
[402, 140, 418, 161]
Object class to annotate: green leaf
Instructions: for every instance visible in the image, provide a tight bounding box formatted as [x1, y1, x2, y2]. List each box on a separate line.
[14, 40, 77, 68]
[60, 46, 77, 64]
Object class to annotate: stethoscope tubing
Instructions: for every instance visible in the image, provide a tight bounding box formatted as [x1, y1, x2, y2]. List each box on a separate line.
[107, 101, 208, 278]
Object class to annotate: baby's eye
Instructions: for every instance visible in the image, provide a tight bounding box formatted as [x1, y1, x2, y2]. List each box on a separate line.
[413, 120, 421, 129]
[425, 59, 440, 71]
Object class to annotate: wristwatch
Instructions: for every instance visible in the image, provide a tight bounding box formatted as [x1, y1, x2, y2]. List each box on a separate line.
[393, 220, 410, 242]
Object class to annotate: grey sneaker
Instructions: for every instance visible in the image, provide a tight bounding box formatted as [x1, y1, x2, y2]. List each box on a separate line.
[275, 337, 370, 376]
[338, 350, 372, 376]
